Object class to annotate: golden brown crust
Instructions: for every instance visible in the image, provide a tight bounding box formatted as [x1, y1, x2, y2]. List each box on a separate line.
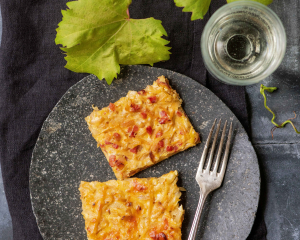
[79, 171, 184, 240]
[85, 76, 201, 180]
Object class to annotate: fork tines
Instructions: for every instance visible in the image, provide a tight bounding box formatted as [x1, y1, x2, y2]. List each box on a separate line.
[199, 119, 233, 177]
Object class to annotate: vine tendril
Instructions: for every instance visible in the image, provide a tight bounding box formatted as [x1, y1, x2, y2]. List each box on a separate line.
[260, 84, 300, 138]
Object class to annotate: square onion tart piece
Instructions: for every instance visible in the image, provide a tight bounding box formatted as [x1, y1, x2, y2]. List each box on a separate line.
[85, 76, 200, 180]
[79, 171, 184, 240]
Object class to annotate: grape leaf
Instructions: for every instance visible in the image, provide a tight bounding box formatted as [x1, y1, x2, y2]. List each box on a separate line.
[227, 0, 273, 5]
[174, 0, 211, 21]
[55, 0, 171, 84]
[174, 0, 272, 21]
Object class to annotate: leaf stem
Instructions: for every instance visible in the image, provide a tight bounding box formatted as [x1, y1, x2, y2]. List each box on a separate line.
[126, 9, 130, 19]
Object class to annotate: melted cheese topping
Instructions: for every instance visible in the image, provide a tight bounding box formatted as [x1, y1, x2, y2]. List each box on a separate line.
[85, 76, 200, 180]
[79, 171, 184, 240]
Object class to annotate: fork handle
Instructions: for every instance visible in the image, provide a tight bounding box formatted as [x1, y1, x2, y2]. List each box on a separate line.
[187, 192, 207, 240]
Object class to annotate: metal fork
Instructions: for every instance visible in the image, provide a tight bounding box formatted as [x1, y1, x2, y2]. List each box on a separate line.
[188, 119, 233, 240]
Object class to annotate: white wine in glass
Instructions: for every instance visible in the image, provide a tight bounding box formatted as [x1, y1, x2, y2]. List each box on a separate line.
[201, 1, 286, 85]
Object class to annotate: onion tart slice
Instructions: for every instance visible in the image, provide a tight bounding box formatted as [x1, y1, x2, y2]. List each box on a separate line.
[79, 171, 184, 240]
[85, 76, 200, 180]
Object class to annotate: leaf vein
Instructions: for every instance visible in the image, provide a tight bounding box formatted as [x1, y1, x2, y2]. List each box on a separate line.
[58, 19, 125, 42]
[72, 21, 128, 71]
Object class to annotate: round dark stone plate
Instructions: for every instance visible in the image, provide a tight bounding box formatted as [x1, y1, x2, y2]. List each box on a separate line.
[30, 66, 260, 240]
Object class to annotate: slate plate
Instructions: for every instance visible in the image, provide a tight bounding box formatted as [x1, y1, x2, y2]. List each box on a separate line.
[29, 66, 260, 240]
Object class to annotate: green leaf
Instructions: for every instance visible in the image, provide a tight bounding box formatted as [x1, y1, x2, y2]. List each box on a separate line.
[260, 84, 300, 138]
[227, 0, 273, 5]
[55, 0, 171, 84]
[174, 0, 211, 20]
[174, 0, 272, 21]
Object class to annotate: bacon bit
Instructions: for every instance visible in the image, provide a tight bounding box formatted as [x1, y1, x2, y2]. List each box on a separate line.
[128, 125, 139, 137]
[179, 130, 185, 135]
[146, 126, 153, 135]
[137, 90, 146, 95]
[176, 111, 183, 117]
[159, 111, 169, 124]
[159, 118, 169, 124]
[109, 155, 124, 169]
[115, 160, 124, 170]
[129, 125, 139, 137]
[166, 146, 174, 152]
[130, 103, 141, 112]
[141, 112, 147, 119]
[150, 231, 167, 240]
[105, 140, 112, 145]
[109, 155, 116, 167]
[137, 205, 142, 211]
[99, 144, 105, 148]
[132, 180, 147, 191]
[156, 130, 163, 138]
[174, 146, 178, 152]
[157, 233, 167, 240]
[112, 143, 119, 149]
[157, 79, 171, 89]
[149, 152, 155, 162]
[178, 141, 183, 146]
[130, 146, 139, 154]
[148, 96, 157, 103]
[160, 111, 168, 118]
[150, 231, 156, 239]
[113, 133, 121, 141]
[159, 118, 167, 124]
[158, 140, 164, 148]
[109, 103, 115, 111]
[87, 227, 91, 232]
[126, 202, 133, 207]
